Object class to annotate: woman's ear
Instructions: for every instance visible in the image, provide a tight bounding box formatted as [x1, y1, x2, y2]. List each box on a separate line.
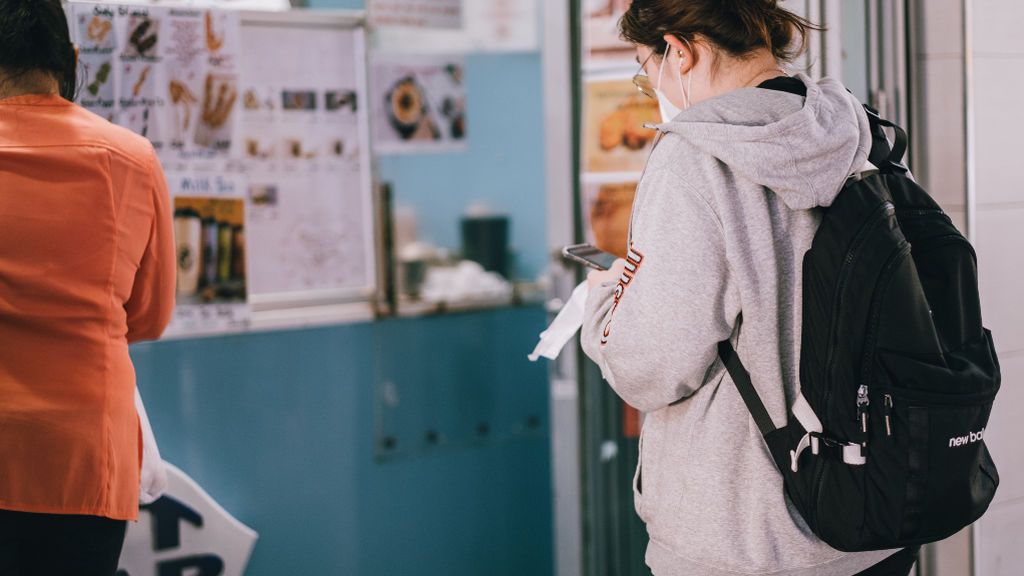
[663, 34, 697, 75]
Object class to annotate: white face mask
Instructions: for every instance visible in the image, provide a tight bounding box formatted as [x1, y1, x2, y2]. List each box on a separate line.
[655, 42, 692, 123]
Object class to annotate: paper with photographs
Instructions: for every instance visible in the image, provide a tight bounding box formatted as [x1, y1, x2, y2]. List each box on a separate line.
[583, 78, 659, 174]
[372, 55, 467, 154]
[69, 4, 242, 162]
[584, 0, 635, 67]
[238, 19, 374, 297]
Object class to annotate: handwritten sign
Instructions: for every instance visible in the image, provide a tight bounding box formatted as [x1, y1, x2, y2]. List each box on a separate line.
[117, 464, 257, 576]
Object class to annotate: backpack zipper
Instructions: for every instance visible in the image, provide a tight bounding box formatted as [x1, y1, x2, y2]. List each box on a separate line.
[884, 394, 894, 437]
[821, 201, 894, 423]
[856, 384, 870, 442]
[857, 241, 912, 426]
[896, 208, 945, 218]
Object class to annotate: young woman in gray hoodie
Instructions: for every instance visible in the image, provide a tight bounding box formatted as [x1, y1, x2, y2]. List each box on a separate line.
[581, 2, 917, 575]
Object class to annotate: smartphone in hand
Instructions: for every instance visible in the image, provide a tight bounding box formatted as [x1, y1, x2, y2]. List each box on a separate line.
[562, 243, 619, 271]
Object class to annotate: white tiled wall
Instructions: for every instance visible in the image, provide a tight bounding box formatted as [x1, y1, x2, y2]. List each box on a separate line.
[969, 1, 1024, 573]
[917, 57, 966, 210]
[982, 354, 1024, 506]
[977, 496, 1024, 576]
[976, 207, 1024, 354]
[973, 58, 1024, 207]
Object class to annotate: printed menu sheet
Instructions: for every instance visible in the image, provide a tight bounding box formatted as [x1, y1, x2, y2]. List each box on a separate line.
[70, 3, 376, 335]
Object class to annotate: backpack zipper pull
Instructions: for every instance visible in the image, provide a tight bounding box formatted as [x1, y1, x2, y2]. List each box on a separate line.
[884, 394, 894, 437]
[857, 385, 870, 439]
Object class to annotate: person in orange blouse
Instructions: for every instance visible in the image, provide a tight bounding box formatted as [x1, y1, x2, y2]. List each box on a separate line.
[0, 1, 175, 574]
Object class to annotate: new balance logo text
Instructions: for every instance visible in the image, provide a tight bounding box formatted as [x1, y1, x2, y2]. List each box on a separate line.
[949, 428, 985, 448]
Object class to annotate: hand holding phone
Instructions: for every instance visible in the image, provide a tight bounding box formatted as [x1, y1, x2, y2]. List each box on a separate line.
[562, 243, 619, 271]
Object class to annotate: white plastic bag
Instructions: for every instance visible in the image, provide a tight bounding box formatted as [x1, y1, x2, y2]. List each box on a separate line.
[135, 387, 168, 505]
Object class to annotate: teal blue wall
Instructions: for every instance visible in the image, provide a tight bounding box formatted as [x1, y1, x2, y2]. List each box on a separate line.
[133, 309, 552, 575]
[130, 1, 553, 573]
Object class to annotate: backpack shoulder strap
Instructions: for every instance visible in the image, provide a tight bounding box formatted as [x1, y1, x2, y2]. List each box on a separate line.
[717, 340, 776, 437]
[863, 104, 908, 175]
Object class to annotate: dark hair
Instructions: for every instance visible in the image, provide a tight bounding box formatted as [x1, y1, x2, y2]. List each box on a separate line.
[620, 0, 821, 65]
[0, 0, 77, 100]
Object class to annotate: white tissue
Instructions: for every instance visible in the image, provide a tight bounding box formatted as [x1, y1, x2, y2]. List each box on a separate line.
[528, 281, 589, 362]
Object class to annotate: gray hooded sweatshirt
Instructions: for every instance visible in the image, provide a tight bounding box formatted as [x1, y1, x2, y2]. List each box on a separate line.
[581, 75, 901, 575]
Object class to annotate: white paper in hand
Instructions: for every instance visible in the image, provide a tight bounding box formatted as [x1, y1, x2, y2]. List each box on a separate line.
[528, 282, 589, 362]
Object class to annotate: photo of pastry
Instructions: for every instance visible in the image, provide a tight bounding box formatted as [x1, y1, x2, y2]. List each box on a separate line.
[77, 11, 115, 51]
[582, 181, 637, 257]
[125, 15, 159, 59]
[132, 65, 153, 98]
[584, 78, 659, 173]
[205, 11, 226, 53]
[325, 90, 357, 113]
[194, 73, 238, 150]
[282, 137, 318, 160]
[249, 185, 278, 207]
[85, 61, 112, 98]
[169, 78, 198, 144]
[282, 90, 317, 111]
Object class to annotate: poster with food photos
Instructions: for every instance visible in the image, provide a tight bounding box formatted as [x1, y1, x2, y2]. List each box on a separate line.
[581, 180, 637, 258]
[583, 0, 636, 67]
[68, 3, 377, 335]
[70, 4, 242, 163]
[583, 77, 660, 174]
[372, 54, 467, 154]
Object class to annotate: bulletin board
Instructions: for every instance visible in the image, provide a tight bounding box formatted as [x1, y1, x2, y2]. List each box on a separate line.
[67, 2, 377, 337]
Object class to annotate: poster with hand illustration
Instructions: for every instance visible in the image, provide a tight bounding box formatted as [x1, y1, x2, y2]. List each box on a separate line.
[372, 55, 467, 154]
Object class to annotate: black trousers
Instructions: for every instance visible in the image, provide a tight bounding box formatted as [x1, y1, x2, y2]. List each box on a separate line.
[0, 510, 126, 576]
[854, 547, 920, 576]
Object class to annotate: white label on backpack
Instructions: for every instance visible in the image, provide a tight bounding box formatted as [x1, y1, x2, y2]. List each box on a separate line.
[948, 428, 985, 448]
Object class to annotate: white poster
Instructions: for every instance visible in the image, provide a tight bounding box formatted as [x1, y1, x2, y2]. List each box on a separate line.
[372, 54, 467, 154]
[239, 21, 375, 298]
[117, 464, 257, 576]
[372, 0, 538, 54]
[369, 0, 462, 29]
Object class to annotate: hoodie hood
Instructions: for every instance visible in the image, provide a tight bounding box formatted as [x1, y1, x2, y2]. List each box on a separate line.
[657, 73, 872, 210]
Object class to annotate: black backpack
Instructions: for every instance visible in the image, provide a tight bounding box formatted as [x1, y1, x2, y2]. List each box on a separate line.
[718, 106, 1001, 552]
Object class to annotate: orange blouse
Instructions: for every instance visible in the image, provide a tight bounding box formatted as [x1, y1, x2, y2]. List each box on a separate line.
[0, 93, 175, 520]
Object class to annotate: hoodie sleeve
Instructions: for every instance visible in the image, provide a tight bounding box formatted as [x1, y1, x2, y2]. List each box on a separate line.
[581, 164, 740, 413]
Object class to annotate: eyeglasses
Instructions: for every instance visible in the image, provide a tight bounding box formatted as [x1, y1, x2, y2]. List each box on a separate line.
[632, 51, 657, 99]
